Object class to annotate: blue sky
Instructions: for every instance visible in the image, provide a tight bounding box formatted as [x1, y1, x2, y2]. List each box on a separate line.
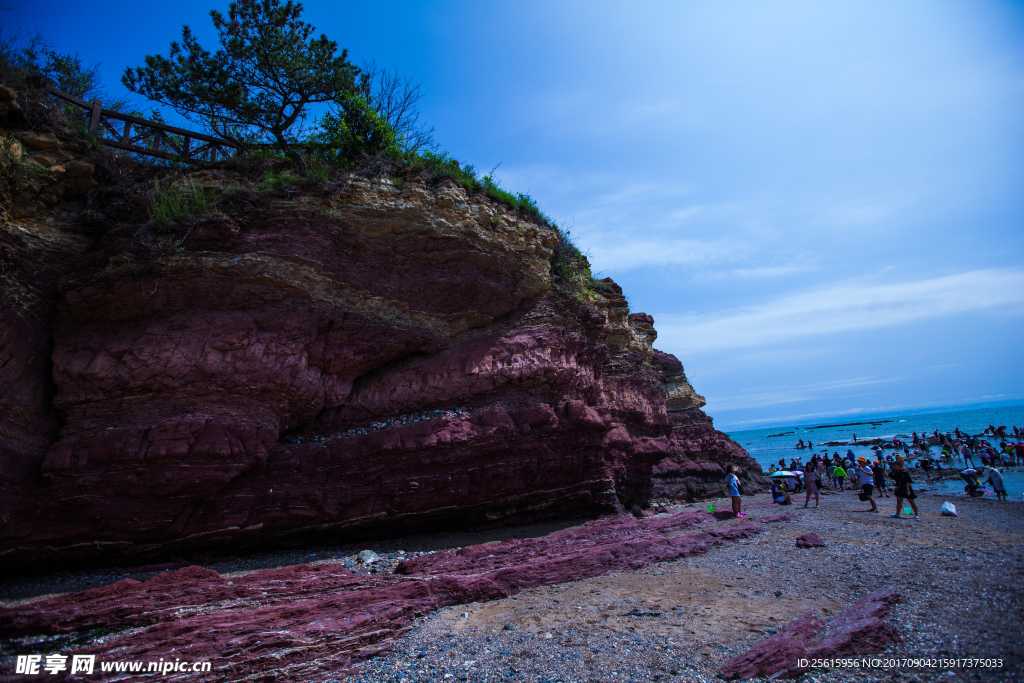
[6, 0, 1023, 428]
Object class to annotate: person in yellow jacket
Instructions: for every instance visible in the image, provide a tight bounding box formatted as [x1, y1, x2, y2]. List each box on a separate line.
[832, 463, 847, 491]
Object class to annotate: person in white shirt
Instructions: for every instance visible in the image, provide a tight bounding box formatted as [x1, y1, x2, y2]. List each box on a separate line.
[857, 457, 878, 512]
[985, 468, 1007, 501]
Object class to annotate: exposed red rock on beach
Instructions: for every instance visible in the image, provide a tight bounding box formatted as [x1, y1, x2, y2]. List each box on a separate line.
[795, 532, 827, 548]
[0, 509, 773, 680]
[719, 586, 901, 679]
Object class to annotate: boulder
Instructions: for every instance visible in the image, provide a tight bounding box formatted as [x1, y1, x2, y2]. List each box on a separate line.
[796, 532, 826, 548]
[720, 587, 901, 679]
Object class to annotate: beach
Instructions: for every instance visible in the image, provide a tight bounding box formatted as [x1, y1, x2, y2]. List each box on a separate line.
[2, 491, 1021, 682]
[349, 492, 1023, 683]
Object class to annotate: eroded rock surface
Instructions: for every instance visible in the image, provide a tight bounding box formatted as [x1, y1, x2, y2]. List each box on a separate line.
[0, 509, 773, 681]
[719, 586, 901, 679]
[1, 110, 764, 570]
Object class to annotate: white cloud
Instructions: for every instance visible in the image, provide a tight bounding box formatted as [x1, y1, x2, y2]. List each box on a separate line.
[587, 236, 740, 271]
[655, 268, 1024, 353]
[707, 376, 908, 412]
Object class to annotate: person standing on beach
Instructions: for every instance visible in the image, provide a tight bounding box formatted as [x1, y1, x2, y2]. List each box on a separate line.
[833, 463, 847, 491]
[890, 458, 919, 519]
[803, 460, 819, 508]
[857, 458, 878, 512]
[985, 467, 1008, 501]
[962, 444, 976, 469]
[726, 465, 745, 518]
[872, 459, 889, 498]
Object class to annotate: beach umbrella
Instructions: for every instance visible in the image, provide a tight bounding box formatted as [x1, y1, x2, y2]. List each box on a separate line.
[770, 471, 796, 477]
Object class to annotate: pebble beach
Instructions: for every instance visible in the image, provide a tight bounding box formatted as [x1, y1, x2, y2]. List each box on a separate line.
[348, 491, 1023, 683]
[2, 490, 1021, 682]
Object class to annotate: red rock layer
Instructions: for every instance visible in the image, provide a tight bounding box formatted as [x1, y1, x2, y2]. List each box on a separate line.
[1, 158, 764, 570]
[719, 586, 901, 679]
[0, 124, 98, 528]
[0, 510, 772, 681]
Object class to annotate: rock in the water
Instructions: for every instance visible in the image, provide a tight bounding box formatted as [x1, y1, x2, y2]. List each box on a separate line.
[357, 550, 381, 564]
[795, 532, 826, 548]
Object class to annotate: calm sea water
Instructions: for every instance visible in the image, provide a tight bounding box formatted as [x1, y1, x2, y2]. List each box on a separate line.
[726, 405, 1024, 501]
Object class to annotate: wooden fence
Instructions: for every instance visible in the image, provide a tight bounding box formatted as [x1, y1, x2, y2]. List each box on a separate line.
[46, 86, 243, 164]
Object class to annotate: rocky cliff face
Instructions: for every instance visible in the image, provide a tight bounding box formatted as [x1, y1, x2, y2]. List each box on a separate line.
[0, 112, 765, 571]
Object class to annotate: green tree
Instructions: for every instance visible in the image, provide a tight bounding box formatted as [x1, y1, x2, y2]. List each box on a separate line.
[122, 0, 361, 146]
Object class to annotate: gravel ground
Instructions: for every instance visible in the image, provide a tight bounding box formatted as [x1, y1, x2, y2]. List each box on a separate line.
[2, 493, 1020, 682]
[349, 492, 1024, 683]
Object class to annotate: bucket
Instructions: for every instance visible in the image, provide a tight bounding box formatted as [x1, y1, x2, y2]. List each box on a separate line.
[706, 503, 715, 513]
[903, 506, 912, 515]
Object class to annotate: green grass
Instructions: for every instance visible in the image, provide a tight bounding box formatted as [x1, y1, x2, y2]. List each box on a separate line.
[394, 151, 553, 225]
[298, 152, 331, 181]
[148, 180, 213, 226]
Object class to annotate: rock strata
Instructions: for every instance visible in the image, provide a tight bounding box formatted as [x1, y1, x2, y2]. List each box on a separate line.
[1, 96, 763, 570]
[0, 509, 774, 681]
[719, 586, 901, 679]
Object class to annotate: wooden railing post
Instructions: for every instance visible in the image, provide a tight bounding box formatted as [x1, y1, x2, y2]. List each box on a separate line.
[88, 99, 102, 134]
[45, 85, 244, 165]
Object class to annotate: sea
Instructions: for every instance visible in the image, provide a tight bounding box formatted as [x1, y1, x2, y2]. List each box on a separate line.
[726, 405, 1024, 502]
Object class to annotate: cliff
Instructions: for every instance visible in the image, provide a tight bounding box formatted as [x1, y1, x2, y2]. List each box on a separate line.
[0, 99, 765, 571]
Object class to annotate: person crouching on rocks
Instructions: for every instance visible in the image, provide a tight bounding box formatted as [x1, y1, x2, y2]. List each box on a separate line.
[857, 457, 878, 512]
[803, 460, 819, 508]
[890, 458, 919, 519]
[726, 465, 745, 518]
[771, 480, 792, 505]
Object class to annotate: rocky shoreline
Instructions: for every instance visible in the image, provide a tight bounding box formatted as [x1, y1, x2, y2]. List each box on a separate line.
[2, 491, 1021, 682]
[349, 493, 1022, 683]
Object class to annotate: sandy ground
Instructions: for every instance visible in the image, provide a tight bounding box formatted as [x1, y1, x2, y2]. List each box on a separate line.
[350, 491, 1024, 683]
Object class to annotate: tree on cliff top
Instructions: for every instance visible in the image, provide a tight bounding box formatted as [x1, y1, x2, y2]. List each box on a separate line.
[122, 0, 362, 146]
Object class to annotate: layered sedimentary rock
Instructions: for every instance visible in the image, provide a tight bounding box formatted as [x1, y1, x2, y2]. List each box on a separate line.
[0, 509, 780, 680]
[720, 586, 901, 679]
[0, 115, 764, 570]
[0, 107, 98, 530]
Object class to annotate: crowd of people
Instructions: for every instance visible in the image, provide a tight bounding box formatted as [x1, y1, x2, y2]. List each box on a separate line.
[724, 423, 1023, 519]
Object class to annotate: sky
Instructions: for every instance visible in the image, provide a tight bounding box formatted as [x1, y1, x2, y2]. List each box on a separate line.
[5, 0, 1023, 429]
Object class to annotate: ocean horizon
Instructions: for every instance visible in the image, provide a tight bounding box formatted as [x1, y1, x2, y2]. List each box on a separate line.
[727, 404, 1024, 501]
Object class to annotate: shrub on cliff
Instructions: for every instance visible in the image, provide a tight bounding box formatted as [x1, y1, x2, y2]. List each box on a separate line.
[550, 226, 595, 302]
[0, 29, 104, 101]
[312, 93, 402, 165]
